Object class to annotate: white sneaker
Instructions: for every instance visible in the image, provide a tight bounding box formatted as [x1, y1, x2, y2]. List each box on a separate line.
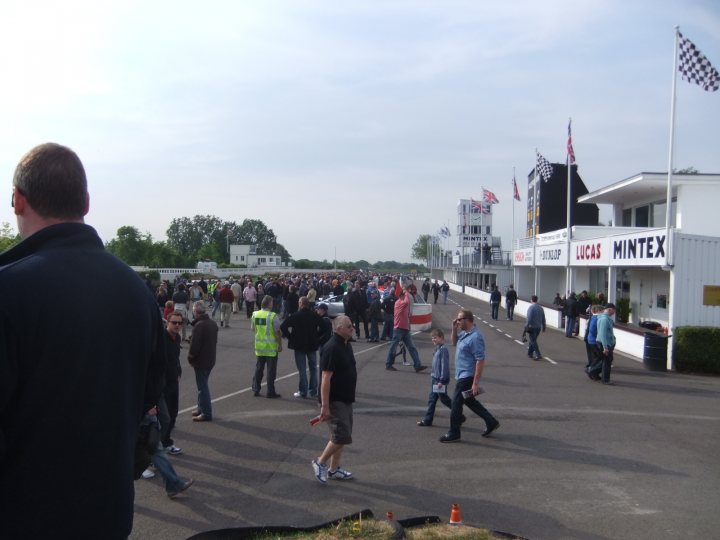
[328, 467, 353, 480]
[312, 459, 328, 484]
[141, 468, 155, 479]
[293, 391, 307, 398]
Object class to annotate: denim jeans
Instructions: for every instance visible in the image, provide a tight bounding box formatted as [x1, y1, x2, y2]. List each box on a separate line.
[194, 367, 213, 419]
[448, 376, 497, 437]
[151, 447, 186, 493]
[370, 318, 379, 340]
[491, 302, 499, 320]
[385, 328, 421, 369]
[565, 316, 577, 337]
[527, 328, 542, 359]
[443, 291, 449, 304]
[422, 377, 453, 424]
[294, 350, 318, 397]
[506, 303, 515, 320]
[381, 316, 394, 340]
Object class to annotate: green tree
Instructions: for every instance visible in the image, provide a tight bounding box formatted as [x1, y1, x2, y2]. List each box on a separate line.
[105, 226, 154, 265]
[0, 222, 21, 253]
[166, 215, 227, 261]
[411, 234, 436, 265]
[234, 219, 277, 254]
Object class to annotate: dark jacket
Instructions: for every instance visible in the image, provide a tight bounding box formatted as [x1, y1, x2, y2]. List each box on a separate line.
[280, 307, 322, 352]
[164, 329, 182, 389]
[490, 289, 501, 304]
[0, 223, 165, 539]
[506, 288, 518, 306]
[564, 295, 579, 318]
[188, 314, 219, 370]
[348, 288, 369, 315]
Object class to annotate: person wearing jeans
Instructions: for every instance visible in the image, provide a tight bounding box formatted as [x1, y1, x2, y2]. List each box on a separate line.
[385, 282, 427, 372]
[188, 302, 218, 421]
[280, 296, 322, 398]
[525, 295, 546, 361]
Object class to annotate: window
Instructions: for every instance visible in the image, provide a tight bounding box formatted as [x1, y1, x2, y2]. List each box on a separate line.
[635, 205, 649, 227]
[622, 208, 632, 226]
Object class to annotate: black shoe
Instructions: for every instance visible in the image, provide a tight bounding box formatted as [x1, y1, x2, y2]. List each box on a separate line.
[386, 366, 397, 371]
[266, 393, 282, 399]
[417, 419, 432, 427]
[460, 414, 467, 425]
[440, 433, 461, 443]
[252, 389, 260, 397]
[414, 365, 428, 373]
[482, 421, 500, 437]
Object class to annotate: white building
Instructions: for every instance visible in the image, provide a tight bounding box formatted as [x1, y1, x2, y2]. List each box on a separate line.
[512, 172, 720, 369]
[229, 244, 283, 268]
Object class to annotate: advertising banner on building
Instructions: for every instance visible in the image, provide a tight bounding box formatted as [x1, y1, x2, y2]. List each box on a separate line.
[536, 244, 568, 266]
[513, 248, 534, 266]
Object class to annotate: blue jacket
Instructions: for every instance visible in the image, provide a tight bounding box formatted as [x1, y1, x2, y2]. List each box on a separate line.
[585, 315, 598, 345]
[431, 344, 450, 384]
[596, 313, 616, 349]
[526, 303, 546, 331]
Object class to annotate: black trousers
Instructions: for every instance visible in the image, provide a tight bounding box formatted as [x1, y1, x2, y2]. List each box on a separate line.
[252, 355, 278, 395]
[160, 381, 179, 448]
[449, 376, 497, 437]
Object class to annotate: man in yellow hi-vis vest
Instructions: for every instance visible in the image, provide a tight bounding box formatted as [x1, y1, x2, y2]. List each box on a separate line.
[251, 295, 283, 398]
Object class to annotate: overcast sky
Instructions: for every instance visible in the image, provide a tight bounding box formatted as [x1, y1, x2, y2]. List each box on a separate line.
[1, 0, 718, 264]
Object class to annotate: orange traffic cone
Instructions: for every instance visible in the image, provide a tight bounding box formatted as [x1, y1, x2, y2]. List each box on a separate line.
[449, 503, 463, 525]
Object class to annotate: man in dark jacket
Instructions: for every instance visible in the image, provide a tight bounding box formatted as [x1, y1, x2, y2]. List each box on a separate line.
[0, 143, 165, 539]
[564, 293, 579, 338]
[489, 285, 501, 320]
[188, 301, 219, 422]
[505, 284, 518, 320]
[281, 296, 323, 398]
[348, 282, 370, 340]
[161, 311, 184, 453]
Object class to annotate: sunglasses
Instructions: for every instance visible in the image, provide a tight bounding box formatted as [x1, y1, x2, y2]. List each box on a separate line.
[169, 320, 183, 325]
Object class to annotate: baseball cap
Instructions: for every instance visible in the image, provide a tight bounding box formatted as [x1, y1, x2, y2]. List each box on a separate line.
[605, 302, 616, 309]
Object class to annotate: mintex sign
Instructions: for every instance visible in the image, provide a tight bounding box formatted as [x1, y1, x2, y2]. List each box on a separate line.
[571, 229, 667, 267]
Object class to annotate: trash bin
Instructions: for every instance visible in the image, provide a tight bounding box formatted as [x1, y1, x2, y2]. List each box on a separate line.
[643, 332, 668, 372]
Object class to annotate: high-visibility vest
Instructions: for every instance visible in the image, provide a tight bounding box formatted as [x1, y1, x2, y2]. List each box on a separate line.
[252, 309, 278, 356]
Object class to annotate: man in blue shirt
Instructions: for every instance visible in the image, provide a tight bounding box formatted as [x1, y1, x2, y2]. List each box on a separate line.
[526, 295, 546, 360]
[440, 309, 500, 443]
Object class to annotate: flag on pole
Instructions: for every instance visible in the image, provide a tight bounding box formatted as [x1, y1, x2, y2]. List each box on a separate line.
[512, 175, 521, 201]
[567, 119, 576, 164]
[678, 32, 719, 92]
[471, 198, 491, 214]
[443, 226, 451, 237]
[536, 150, 553, 182]
[483, 188, 499, 204]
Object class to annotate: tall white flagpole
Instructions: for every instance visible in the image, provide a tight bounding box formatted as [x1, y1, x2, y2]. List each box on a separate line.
[665, 26, 680, 268]
[566, 118, 573, 296]
[512, 167, 517, 287]
[533, 150, 539, 296]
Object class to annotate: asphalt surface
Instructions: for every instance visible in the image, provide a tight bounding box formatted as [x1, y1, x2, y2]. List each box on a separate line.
[131, 290, 720, 540]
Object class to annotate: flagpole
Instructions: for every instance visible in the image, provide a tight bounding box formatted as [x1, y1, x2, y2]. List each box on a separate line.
[480, 189, 485, 269]
[512, 167, 516, 287]
[533, 150, 538, 296]
[665, 26, 680, 269]
[566, 118, 573, 297]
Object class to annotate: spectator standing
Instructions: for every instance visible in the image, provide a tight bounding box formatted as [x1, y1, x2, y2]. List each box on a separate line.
[431, 279, 440, 304]
[489, 285, 501, 320]
[243, 281, 258, 318]
[441, 281, 450, 304]
[595, 303, 617, 385]
[188, 302, 219, 422]
[280, 296, 323, 398]
[231, 280, 241, 313]
[0, 142, 165, 538]
[505, 284, 518, 321]
[172, 283, 190, 341]
[218, 281, 234, 328]
[380, 290, 396, 341]
[564, 293, 579, 338]
[160, 312, 184, 454]
[251, 295, 283, 398]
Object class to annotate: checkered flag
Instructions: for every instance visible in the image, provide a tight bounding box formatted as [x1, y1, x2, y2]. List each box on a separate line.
[536, 150, 553, 182]
[678, 32, 719, 92]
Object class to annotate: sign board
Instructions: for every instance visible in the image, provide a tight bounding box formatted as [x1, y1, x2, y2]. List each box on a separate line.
[513, 249, 534, 266]
[536, 244, 568, 266]
[703, 285, 720, 306]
